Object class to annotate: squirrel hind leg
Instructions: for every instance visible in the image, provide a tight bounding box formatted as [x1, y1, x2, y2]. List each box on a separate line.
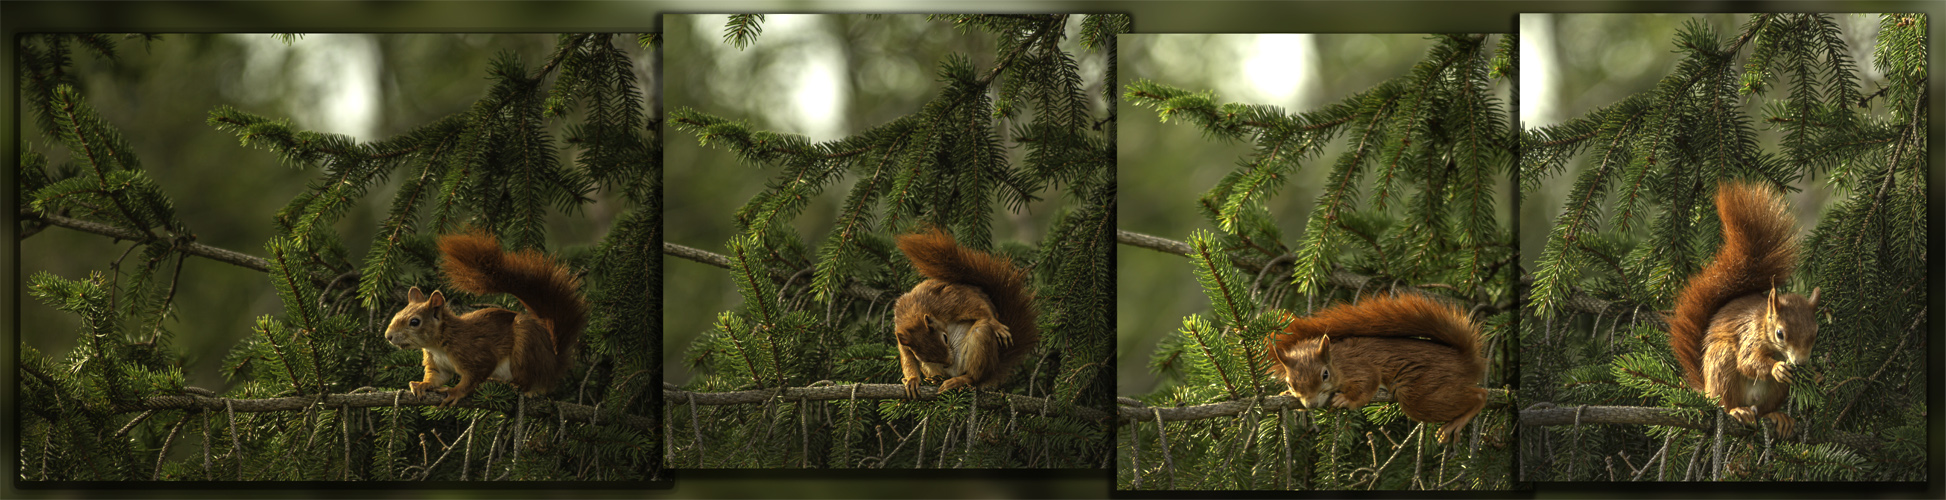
[1761, 412, 1794, 438]
[1726, 406, 1759, 425]
[1435, 388, 1489, 445]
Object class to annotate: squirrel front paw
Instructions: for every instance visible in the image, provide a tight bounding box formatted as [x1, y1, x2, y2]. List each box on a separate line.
[1770, 362, 1794, 383]
[408, 381, 441, 398]
[902, 377, 925, 399]
[938, 377, 973, 394]
[1330, 393, 1358, 408]
[1727, 407, 1759, 424]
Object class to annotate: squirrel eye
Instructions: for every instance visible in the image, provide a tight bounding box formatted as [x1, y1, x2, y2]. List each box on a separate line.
[1321, 369, 1330, 380]
[410, 317, 421, 327]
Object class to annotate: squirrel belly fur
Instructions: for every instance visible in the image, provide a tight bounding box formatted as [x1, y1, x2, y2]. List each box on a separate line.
[383, 232, 588, 406]
[892, 229, 1039, 399]
[1266, 294, 1488, 444]
[1668, 182, 1819, 437]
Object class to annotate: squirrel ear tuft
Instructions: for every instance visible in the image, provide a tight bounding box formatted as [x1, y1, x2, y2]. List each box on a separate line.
[427, 290, 446, 308]
[1807, 287, 1821, 307]
[408, 286, 426, 303]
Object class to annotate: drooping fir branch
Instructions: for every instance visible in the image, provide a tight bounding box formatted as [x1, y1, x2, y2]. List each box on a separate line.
[1117, 229, 1514, 315]
[1126, 34, 1510, 299]
[1523, 14, 1891, 318]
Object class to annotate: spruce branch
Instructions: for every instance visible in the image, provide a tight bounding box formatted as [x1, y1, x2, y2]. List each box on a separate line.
[1518, 403, 1874, 452]
[25, 210, 271, 274]
[664, 241, 892, 301]
[1117, 229, 1513, 316]
[666, 383, 1111, 423]
[1116, 388, 1510, 424]
[110, 390, 655, 433]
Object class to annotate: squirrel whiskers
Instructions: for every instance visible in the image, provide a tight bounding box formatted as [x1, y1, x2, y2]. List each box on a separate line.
[383, 231, 587, 406]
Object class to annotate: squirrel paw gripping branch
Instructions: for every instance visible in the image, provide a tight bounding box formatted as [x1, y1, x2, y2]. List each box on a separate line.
[384, 232, 588, 406]
[1669, 182, 1819, 437]
[1266, 294, 1489, 444]
[892, 229, 1040, 400]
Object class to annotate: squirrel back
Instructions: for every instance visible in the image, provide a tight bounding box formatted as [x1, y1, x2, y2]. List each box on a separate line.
[440, 232, 588, 358]
[1265, 293, 1488, 443]
[1668, 182, 1799, 391]
[1269, 293, 1483, 379]
[895, 229, 1040, 364]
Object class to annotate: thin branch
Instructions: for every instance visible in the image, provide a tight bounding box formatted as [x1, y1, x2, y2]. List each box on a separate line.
[28, 210, 269, 272]
[111, 390, 655, 433]
[1115, 388, 1509, 424]
[666, 383, 1111, 423]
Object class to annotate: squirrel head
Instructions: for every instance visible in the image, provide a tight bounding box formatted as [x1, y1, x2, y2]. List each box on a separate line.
[895, 313, 952, 363]
[1270, 333, 1339, 410]
[1761, 286, 1820, 365]
[384, 287, 448, 350]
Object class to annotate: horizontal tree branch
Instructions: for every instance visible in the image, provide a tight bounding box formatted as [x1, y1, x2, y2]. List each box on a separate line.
[1116, 229, 1513, 315]
[664, 241, 892, 301]
[1518, 403, 1875, 452]
[664, 383, 1112, 423]
[1116, 387, 1510, 424]
[111, 389, 655, 432]
[25, 210, 271, 273]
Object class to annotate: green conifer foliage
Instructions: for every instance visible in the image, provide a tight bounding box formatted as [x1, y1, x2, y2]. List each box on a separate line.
[1119, 34, 1515, 490]
[18, 34, 661, 481]
[666, 14, 1122, 469]
[1520, 14, 1924, 481]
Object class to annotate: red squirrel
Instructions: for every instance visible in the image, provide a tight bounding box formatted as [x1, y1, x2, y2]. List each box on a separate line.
[383, 232, 587, 406]
[1669, 181, 1819, 437]
[1266, 294, 1488, 444]
[892, 229, 1039, 399]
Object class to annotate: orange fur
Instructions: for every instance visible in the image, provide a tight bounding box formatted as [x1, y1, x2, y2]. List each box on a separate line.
[892, 229, 1039, 399]
[1669, 182, 1818, 436]
[1265, 294, 1487, 443]
[383, 232, 587, 406]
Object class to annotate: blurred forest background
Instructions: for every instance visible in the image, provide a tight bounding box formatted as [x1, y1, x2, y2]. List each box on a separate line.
[18, 34, 635, 393]
[662, 15, 1109, 385]
[1519, 13, 1886, 262]
[1118, 34, 1510, 396]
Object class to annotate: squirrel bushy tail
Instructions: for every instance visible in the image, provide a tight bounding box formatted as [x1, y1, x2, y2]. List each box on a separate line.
[440, 231, 588, 356]
[895, 229, 1040, 361]
[1669, 181, 1799, 391]
[1278, 294, 1482, 378]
